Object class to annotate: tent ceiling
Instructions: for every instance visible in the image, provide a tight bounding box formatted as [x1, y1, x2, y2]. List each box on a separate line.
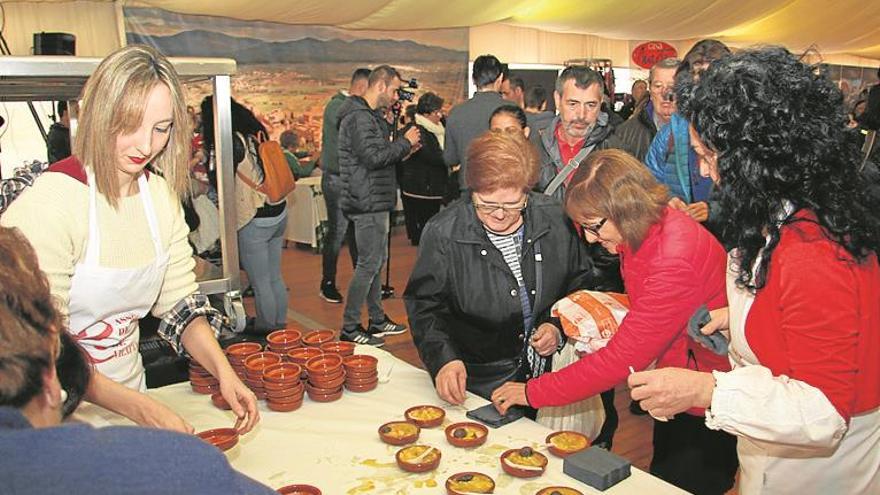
[11, 0, 880, 59]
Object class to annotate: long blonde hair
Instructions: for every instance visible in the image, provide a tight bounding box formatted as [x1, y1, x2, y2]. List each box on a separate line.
[74, 45, 190, 207]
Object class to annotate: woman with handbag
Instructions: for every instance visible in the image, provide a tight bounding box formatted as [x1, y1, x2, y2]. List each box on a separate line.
[201, 97, 290, 334]
[404, 131, 594, 411]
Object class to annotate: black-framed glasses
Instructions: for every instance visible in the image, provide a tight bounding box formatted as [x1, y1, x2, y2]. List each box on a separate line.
[473, 197, 528, 217]
[581, 218, 607, 237]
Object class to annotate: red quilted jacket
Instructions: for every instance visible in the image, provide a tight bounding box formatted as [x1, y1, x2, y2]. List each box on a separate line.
[527, 207, 731, 416]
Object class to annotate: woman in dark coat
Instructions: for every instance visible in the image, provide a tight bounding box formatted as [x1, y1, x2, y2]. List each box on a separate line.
[404, 131, 595, 408]
[399, 92, 448, 245]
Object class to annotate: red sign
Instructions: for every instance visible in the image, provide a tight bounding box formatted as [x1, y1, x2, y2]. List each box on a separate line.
[632, 42, 678, 69]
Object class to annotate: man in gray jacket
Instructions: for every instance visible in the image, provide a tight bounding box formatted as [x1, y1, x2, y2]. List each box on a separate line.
[337, 65, 420, 346]
[444, 54, 514, 193]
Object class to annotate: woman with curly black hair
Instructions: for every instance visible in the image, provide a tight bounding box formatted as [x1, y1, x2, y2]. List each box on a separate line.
[628, 47, 880, 494]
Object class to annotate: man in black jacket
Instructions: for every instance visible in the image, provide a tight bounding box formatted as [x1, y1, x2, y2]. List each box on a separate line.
[337, 65, 420, 346]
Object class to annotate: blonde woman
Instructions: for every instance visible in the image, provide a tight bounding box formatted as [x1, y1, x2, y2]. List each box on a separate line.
[2, 45, 258, 433]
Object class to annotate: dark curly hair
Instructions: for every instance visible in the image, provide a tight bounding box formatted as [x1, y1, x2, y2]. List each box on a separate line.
[678, 46, 880, 291]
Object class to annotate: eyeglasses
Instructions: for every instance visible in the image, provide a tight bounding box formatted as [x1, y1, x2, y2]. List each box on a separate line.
[473, 197, 528, 217]
[581, 218, 607, 237]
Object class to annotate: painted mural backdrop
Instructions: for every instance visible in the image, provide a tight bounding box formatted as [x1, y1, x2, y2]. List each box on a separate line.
[123, 8, 469, 155]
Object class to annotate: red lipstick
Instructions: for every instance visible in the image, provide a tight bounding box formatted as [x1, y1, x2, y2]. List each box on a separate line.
[129, 156, 147, 165]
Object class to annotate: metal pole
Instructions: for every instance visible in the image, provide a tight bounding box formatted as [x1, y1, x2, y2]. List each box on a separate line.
[213, 75, 241, 292]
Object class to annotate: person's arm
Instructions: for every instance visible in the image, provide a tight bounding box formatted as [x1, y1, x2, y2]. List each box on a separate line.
[527, 257, 701, 408]
[403, 222, 459, 378]
[85, 372, 193, 432]
[443, 120, 460, 168]
[347, 113, 411, 171]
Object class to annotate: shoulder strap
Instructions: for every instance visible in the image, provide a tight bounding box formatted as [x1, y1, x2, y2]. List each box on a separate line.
[543, 143, 596, 197]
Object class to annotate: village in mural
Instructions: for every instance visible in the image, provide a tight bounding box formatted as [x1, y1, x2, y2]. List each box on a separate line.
[124, 8, 469, 156]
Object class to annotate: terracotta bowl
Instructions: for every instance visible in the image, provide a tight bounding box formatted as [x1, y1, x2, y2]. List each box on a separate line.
[309, 372, 346, 390]
[267, 398, 303, 412]
[307, 365, 344, 382]
[266, 385, 304, 400]
[445, 472, 496, 494]
[267, 329, 303, 347]
[306, 387, 343, 403]
[345, 368, 379, 381]
[345, 373, 378, 386]
[545, 431, 591, 458]
[196, 427, 239, 452]
[263, 363, 303, 384]
[225, 342, 263, 359]
[244, 352, 283, 373]
[378, 421, 420, 445]
[277, 484, 322, 495]
[342, 354, 378, 373]
[445, 422, 489, 448]
[190, 374, 219, 387]
[396, 445, 441, 473]
[535, 487, 584, 495]
[345, 380, 378, 393]
[302, 330, 335, 347]
[305, 354, 344, 375]
[264, 378, 303, 392]
[287, 347, 324, 365]
[320, 341, 356, 356]
[404, 405, 445, 428]
[305, 381, 343, 396]
[210, 392, 231, 411]
[500, 448, 548, 478]
[191, 383, 219, 395]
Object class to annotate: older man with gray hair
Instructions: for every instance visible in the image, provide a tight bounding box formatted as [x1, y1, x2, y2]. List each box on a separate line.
[616, 57, 680, 161]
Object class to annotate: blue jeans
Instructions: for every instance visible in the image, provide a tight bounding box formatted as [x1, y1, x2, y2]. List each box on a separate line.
[321, 173, 357, 283]
[342, 211, 389, 330]
[238, 210, 288, 332]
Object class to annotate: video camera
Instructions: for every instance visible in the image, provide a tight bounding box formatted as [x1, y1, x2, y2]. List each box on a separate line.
[396, 78, 419, 102]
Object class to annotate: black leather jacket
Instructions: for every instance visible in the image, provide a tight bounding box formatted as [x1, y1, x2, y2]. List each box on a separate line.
[405, 193, 617, 380]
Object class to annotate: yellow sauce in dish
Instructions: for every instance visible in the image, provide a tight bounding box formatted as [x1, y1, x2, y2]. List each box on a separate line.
[550, 432, 589, 452]
[399, 445, 440, 464]
[407, 406, 443, 421]
[537, 488, 583, 495]
[505, 450, 547, 467]
[383, 422, 418, 439]
[448, 473, 494, 493]
[451, 425, 485, 440]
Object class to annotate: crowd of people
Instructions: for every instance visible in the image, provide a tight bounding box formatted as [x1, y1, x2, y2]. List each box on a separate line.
[1, 38, 879, 494]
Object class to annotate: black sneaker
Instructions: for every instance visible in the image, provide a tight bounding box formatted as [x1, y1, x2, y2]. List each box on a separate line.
[368, 314, 408, 337]
[340, 325, 385, 347]
[319, 280, 343, 303]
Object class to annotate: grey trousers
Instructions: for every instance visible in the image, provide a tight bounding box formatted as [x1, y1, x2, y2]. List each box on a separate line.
[341, 211, 389, 330]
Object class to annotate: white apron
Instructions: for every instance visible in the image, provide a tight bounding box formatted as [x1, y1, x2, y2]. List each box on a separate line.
[67, 171, 169, 392]
[726, 253, 880, 494]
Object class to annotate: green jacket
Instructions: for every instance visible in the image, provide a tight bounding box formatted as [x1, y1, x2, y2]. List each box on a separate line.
[320, 91, 347, 176]
[283, 150, 316, 179]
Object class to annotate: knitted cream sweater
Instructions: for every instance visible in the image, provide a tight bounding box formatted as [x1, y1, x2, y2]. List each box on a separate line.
[1, 171, 197, 318]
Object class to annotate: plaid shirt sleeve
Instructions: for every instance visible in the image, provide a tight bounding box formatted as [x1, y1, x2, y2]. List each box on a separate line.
[157, 294, 227, 357]
[1, 161, 48, 215]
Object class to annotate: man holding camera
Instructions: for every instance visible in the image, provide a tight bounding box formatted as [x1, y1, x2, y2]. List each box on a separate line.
[337, 65, 420, 346]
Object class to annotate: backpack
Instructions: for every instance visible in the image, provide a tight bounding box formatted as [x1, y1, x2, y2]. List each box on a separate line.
[235, 131, 296, 203]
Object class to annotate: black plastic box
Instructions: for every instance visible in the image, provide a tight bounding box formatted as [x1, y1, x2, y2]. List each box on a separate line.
[563, 446, 632, 491]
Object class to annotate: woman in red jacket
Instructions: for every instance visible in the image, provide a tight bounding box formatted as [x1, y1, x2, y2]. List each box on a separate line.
[492, 148, 738, 494]
[628, 47, 880, 494]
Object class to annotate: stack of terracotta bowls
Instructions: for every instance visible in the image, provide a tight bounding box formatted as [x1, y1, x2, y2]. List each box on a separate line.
[320, 340, 355, 357]
[286, 346, 323, 383]
[225, 342, 263, 382]
[304, 353, 345, 402]
[342, 354, 379, 392]
[266, 328, 302, 354]
[189, 360, 219, 394]
[302, 330, 335, 348]
[243, 351, 282, 400]
[262, 362, 304, 412]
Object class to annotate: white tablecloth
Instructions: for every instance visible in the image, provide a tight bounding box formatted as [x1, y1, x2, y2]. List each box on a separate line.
[74, 347, 686, 494]
[284, 176, 326, 249]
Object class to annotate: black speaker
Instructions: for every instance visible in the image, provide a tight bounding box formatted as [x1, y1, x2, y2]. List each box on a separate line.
[33, 32, 76, 56]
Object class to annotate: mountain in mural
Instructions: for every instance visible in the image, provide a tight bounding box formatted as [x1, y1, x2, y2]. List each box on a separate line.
[127, 30, 466, 64]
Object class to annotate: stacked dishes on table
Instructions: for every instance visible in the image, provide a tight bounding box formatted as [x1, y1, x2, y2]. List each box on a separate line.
[189, 360, 219, 395]
[225, 341, 263, 382]
[286, 346, 323, 383]
[342, 354, 379, 392]
[262, 362, 304, 412]
[304, 353, 345, 402]
[302, 329, 334, 347]
[266, 328, 303, 354]
[320, 340, 355, 357]
[243, 351, 283, 400]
